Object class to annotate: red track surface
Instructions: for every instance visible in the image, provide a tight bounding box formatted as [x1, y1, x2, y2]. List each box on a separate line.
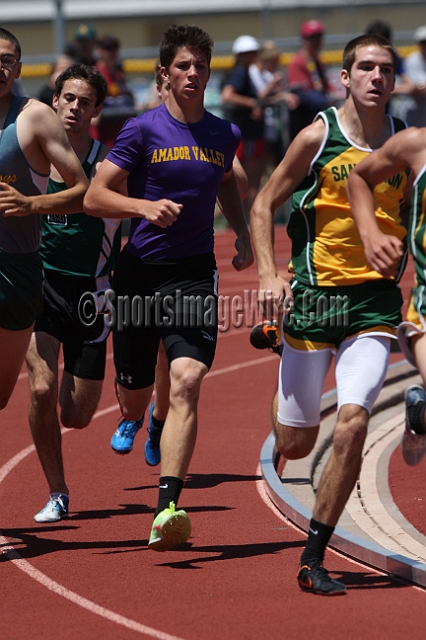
[1, 228, 425, 640]
[389, 448, 426, 537]
[388, 251, 426, 538]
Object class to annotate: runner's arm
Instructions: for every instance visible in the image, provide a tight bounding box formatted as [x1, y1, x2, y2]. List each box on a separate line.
[0, 103, 88, 217]
[347, 129, 419, 277]
[217, 169, 253, 271]
[250, 119, 324, 311]
[84, 158, 182, 227]
[232, 156, 248, 201]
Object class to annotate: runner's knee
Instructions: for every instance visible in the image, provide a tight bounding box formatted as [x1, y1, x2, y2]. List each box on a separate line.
[170, 359, 207, 405]
[333, 405, 368, 459]
[29, 375, 57, 410]
[274, 423, 319, 459]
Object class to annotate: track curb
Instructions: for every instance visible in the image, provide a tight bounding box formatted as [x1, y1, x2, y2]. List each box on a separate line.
[260, 360, 426, 589]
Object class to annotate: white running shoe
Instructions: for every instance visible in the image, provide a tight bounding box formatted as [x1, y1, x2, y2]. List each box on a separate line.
[34, 494, 69, 523]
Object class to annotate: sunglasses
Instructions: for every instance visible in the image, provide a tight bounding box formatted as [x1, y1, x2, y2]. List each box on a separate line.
[0, 54, 19, 68]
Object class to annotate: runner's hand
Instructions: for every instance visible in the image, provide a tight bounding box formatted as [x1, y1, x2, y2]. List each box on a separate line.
[0, 182, 32, 217]
[363, 231, 404, 278]
[258, 275, 293, 320]
[140, 199, 183, 227]
[232, 234, 254, 271]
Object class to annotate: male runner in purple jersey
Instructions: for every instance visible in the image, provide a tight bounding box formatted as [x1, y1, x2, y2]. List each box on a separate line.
[84, 24, 253, 551]
[108, 58, 249, 466]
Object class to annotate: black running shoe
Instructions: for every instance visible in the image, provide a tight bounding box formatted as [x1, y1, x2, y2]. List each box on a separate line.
[250, 320, 282, 355]
[297, 559, 346, 595]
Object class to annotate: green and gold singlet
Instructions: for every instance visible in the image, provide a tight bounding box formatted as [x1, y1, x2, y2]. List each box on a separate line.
[406, 162, 426, 325]
[287, 107, 408, 287]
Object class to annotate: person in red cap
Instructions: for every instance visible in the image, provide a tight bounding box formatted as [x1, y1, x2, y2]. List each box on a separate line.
[286, 19, 331, 140]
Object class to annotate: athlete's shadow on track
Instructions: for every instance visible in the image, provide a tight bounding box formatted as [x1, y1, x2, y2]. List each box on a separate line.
[322, 569, 413, 591]
[0, 501, 231, 560]
[158, 552, 414, 590]
[0, 526, 148, 560]
[185, 473, 262, 488]
[0, 532, 417, 591]
[153, 540, 304, 569]
[123, 473, 261, 492]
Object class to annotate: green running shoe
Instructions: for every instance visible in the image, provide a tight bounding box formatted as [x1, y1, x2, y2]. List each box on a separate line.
[148, 501, 191, 552]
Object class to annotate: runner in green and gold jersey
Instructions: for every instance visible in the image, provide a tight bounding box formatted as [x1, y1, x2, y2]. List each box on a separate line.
[349, 124, 426, 467]
[250, 34, 411, 595]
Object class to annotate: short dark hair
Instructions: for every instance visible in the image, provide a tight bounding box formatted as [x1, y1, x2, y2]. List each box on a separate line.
[97, 34, 120, 51]
[154, 59, 163, 87]
[0, 27, 21, 60]
[365, 20, 392, 42]
[54, 64, 108, 106]
[159, 24, 214, 70]
[342, 34, 398, 74]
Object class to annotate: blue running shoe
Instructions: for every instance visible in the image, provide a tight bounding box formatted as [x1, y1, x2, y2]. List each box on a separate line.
[111, 417, 144, 454]
[401, 385, 426, 466]
[34, 493, 69, 523]
[144, 402, 162, 466]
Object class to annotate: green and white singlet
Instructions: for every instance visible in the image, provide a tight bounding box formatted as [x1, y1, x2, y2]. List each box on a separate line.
[40, 139, 121, 277]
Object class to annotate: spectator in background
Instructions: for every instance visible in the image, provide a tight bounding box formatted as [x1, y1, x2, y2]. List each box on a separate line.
[400, 26, 426, 127]
[365, 19, 416, 113]
[221, 35, 265, 220]
[249, 41, 283, 103]
[92, 34, 135, 147]
[286, 20, 331, 141]
[249, 40, 299, 168]
[37, 55, 73, 107]
[141, 60, 164, 111]
[365, 21, 406, 77]
[73, 23, 97, 66]
[95, 35, 134, 109]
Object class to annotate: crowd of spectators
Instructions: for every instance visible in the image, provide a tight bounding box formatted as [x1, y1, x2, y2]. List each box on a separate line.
[30, 20, 426, 221]
[37, 23, 137, 146]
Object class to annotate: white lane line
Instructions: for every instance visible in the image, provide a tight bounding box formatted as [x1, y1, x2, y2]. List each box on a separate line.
[1, 354, 278, 637]
[17, 352, 115, 382]
[0, 401, 185, 639]
[207, 354, 277, 379]
[0, 539, 186, 640]
[18, 326, 268, 381]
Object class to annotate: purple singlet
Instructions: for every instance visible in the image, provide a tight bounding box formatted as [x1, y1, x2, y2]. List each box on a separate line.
[107, 103, 241, 259]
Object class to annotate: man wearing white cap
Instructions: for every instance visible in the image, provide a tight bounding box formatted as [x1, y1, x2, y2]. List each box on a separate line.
[221, 35, 264, 219]
[286, 20, 331, 140]
[402, 26, 426, 126]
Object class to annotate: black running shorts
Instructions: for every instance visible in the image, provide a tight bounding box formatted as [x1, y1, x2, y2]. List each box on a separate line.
[34, 270, 109, 380]
[112, 248, 218, 390]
